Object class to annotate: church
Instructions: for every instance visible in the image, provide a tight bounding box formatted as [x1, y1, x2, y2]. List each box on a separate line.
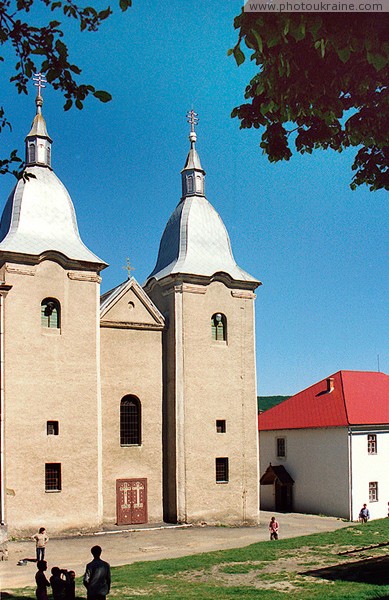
[0, 79, 261, 535]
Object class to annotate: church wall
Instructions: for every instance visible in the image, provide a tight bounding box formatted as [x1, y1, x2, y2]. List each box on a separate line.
[180, 281, 259, 524]
[146, 283, 178, 523]
[1, 259, 102, 535]
[100, 326, 163, 524]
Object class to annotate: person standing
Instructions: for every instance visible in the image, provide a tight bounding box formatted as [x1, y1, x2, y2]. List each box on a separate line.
[269, 516, 279, 540]
[83, 545, 111, 600]
[32, 527, 49, 562]
[35, 560, 51, 600]
[359, 503, 370, 523]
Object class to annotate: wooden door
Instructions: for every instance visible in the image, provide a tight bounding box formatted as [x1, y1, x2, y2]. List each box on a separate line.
[116, 478, 147, 525]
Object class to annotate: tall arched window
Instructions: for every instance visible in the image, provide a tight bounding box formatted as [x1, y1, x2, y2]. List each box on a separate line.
[120, 395, 141, 445]
[211, 313, 227, 342]
[41, 298, 60, 329]
[47, 146, 51, 166]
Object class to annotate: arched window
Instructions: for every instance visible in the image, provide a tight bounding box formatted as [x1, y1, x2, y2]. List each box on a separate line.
[41, 298, 60, 329]
[186, 175, 193, 193]
[47, 146, 51, 167]
[28, 143, 35, 163]
[120, 395, 141, 445]
[211, 313, 227, 342]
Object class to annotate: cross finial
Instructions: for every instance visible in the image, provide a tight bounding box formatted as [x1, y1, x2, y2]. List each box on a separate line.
[186, 109, 199, 146]
[33, 73, 47, 114]
[123, 257, 135, 280]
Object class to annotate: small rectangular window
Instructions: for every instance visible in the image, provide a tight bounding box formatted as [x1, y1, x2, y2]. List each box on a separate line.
[276, 437, 286, 458]
[216, 457, 229, 483]
[367, 434, 377, 454]
[47, 421, 59, 435]
[45, 463, 61, 492]
[369, 481, 378, 502]
[216, 420, 226, 433]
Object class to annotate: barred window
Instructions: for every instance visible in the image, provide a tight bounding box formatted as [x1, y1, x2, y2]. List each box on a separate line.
[120, 395, 141, 446]
[216, 420, 226, 433]
[45, 463, 61, 491]
[367, 434, 377, 454]
[369, 481, 378, 502]
[216, 457, 229, 483]
[211, 313, 227, 342]
[41, 298, 60, 329]
[47, 421, 59, 435]
[277, 437, 286, 458]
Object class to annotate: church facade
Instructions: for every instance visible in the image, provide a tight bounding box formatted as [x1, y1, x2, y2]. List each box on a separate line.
[0, 88, 260, 535]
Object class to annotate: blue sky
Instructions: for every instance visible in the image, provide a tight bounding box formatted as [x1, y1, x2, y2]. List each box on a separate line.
[1, 0, 387, 395]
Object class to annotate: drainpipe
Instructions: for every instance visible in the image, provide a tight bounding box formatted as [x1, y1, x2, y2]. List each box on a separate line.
[348, 427, 353, 521]
[0, 285, 12, 526]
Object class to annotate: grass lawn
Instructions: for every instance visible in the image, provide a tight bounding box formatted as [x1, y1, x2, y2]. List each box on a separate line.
[4, 519, 389, 599]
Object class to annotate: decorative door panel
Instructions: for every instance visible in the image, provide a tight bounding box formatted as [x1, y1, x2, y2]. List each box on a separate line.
[116, 478, 147, 525]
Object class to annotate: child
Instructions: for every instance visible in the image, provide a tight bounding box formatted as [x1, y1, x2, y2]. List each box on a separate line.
[269, 516, 279, 540]
[32, 527, 49, 562]
[50, 566, 67, 600]
[35, 560, 50, 600]
[65, 570, 76, 600]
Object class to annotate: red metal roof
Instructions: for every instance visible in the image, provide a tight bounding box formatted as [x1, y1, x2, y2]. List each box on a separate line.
[258, 371, 389, 431]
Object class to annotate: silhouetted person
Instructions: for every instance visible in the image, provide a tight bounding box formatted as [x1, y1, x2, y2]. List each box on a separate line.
[50, 566, 66, 600]
[35, 560, 50, 600]
[83, 545, 111, 600]
[65, 569, 76, 600]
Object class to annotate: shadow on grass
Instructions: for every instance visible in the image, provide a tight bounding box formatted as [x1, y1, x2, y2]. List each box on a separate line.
[301, 555, 389, 585]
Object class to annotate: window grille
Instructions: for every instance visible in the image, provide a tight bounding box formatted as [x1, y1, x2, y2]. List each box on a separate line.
[41, 298, 60, 329]
[45, 463, 61, 491]
[367, 434, 377, 454]
[211, 313, 227, 342]
[369, 481, 378, 502]
[277, 437, 286, 458]
[120, 395, 141, 445]
[47, 421, 59, 435]
[216, 457, 229, 483]
[216, 420, 226, 433]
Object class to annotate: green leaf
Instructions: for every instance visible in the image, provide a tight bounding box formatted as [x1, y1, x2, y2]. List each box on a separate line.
[64, 99, 72, 111]
[250, 29, 263, 54]
[119, 0, 132, 10]
[93, 90, 112, 102]
[337, 47, 350, 63]
[366, 51, 388, 71]
[233, 44, 245, 66]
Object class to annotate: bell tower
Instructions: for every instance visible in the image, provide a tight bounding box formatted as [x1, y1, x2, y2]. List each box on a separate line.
[0, 75, 107, 534]
[145, 111, 261, 525]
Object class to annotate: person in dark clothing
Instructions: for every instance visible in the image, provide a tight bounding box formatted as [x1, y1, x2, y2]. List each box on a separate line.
[64, 569, 76, 600]
[83, 545, 111, 600]
[35, 560, 50, 600]
[50, 566, 67, 600]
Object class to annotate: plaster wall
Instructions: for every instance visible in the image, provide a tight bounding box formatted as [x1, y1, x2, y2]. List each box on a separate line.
[350, 429, 389, 520]
[100, 322, 163, 524]
[1, 259, 101, 535]
[260, 428, 350, 519]
[155, 279, 260, 525]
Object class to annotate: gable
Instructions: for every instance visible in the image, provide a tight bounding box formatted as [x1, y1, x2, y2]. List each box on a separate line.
[100, 278, 164, 330]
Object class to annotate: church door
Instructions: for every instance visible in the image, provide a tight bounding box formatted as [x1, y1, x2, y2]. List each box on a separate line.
[116, 478, 148, 525]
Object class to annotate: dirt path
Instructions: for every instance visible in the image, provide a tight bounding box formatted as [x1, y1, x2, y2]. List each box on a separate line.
[0, 511, 349, 592]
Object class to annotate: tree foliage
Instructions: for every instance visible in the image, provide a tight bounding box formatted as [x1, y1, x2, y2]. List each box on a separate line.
[0, 0, 132, 178]
[230, 14, 389, 191]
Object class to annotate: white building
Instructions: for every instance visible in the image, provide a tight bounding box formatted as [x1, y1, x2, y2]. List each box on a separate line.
[259, 371, 389, 521]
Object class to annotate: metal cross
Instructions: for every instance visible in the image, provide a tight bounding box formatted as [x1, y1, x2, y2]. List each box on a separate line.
[186, 109, 199, 132]
[123, 257, 135, 279]
[33, 73, 47, 97]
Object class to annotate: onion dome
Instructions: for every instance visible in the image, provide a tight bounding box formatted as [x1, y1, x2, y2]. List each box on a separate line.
[0, 74, 106, 267]
[147, 111, 258, 284]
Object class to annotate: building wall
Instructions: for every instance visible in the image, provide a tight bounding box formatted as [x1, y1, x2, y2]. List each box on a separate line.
[350, 428, 389, 520]
[259, 427, 351, 519]
[1, 259, 102, 535]
[148, 278, 259, 525]
[100, 289, 163, 525]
